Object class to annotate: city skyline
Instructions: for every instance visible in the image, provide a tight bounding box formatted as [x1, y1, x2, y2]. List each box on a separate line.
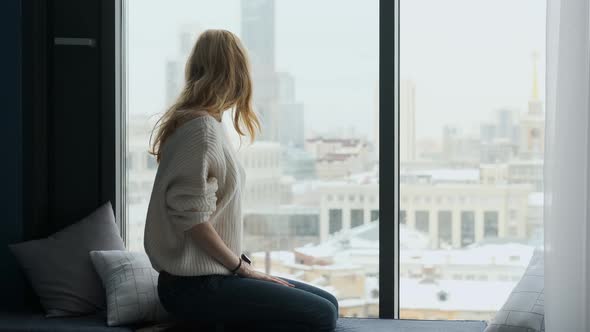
[129, 0, 544, 142]
[401, 0, 546, 140]
[127, 0, 378, 138]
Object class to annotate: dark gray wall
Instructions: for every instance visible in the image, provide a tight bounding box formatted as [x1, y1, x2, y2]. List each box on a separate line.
[23, 0, 117, 237]
[0, 0, 117, 312]
[0, 0, 24, 311]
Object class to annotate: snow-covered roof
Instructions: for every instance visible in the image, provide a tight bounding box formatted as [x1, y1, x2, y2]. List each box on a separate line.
[339, 298, 367, 308]
[339, 275, 516, 312]
[294, 223, 430, 260]
[400, 278, 515, 312]
[251, 251, 295, 264]
[403, 169, 480, 183]
[291, 221, 534, 268]
[401, 243, 535, 267]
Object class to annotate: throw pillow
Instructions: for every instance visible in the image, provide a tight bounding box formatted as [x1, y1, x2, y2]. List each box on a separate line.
[484, 249, 545, 332]
[9, 201, 125, 317]
[89, 250, 169, 326]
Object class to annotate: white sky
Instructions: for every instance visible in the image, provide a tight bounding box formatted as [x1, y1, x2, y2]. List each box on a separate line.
[401, 0, 546, 139]
[127, 0, 545, 140]
[127, 0, 379, 138]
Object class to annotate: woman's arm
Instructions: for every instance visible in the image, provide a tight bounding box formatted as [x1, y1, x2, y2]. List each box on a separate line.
[188, 221, 294, 287]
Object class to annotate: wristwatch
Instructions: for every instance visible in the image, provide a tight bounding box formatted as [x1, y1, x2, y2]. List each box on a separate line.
[230, 253, 252, 275]
[241, 253, 252, 265]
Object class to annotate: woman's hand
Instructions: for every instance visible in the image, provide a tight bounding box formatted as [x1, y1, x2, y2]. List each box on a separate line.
[237, 262, 295, 288]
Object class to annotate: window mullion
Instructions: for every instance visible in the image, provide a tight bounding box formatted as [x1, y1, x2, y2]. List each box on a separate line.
[378, 0, 399, 319]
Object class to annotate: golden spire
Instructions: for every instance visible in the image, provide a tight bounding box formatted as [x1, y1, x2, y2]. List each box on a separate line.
[531, 51, 539, 100]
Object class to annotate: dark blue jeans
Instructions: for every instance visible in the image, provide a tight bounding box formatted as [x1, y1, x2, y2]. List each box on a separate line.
[157, 271, 338, 332]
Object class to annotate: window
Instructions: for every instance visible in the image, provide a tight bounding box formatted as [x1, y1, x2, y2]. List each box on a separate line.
[125, 0, 379, 318]
[460, 211, 475, 247]
[438, 211, 452, 247]
[329, 209, 343, 234]
[400, 0, 545, 320]
[351, 209, 364, 228]
[293, 215, 319, 237]
[484, 211, 499, 238]
[415, 211, 429, 234]
[123, 0, 544, 322]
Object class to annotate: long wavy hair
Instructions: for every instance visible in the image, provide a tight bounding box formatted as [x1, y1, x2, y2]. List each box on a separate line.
[149, 29, 260, 161]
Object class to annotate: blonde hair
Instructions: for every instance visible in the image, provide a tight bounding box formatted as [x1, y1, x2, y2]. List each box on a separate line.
[150, 29, 260, 161]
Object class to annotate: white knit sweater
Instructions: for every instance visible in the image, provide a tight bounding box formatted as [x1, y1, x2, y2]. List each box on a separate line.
[144, 115, 245, 276]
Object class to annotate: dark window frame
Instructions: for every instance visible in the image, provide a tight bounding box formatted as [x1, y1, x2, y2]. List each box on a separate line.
[379, 0, 398, 318]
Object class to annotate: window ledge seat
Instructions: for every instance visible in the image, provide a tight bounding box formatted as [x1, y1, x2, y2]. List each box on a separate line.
[0, 312, 487, 332]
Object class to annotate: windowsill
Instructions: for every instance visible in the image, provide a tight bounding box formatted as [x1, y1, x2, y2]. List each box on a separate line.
[337, 317, 487, 332]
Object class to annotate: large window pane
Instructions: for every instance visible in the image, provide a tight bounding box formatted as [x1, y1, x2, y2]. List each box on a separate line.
[126, 0, 379, 318]
[400, 0, 545, 320]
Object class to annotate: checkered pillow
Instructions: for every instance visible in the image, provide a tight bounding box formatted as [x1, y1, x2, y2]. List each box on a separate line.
[485, 249, 544, 332]
[90, 250, 170, 326]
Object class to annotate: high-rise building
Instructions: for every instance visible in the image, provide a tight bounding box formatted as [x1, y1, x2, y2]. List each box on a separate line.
[241, 0, 279, 141]
[480, 108, 520, 144]
[164, 24, 202, 106]
[278, 103, 304, 148]
[241, 0, 275, 74]
[165, 60, 182, 106]
[277, 71, 295, 103]
[496, 109, 517, 143]
[277, 72, 304, 148]
[400, 80, 416, 162]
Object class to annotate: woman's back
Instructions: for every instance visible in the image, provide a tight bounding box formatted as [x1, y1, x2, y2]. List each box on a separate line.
[144, 115, 245, 276]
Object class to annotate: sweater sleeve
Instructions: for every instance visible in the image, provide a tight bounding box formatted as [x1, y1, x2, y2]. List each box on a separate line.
[164, 122, 221, 232]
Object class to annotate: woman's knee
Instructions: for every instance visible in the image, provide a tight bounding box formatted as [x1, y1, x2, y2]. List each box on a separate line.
[322, 292, 339, 312]
[308, 298, 338, 331]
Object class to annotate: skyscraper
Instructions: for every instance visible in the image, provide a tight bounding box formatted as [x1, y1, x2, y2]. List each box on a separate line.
[164, 24, 202, 106]
[241, 0, 278, 141]
[400, 80, 416, 162]
[277, 72, 304, 148]
[241, 0, 275, 74]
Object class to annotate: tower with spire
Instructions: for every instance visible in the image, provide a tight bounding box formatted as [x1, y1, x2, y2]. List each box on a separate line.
[528, 51, 543, 114]
[519, 51, 545, 159]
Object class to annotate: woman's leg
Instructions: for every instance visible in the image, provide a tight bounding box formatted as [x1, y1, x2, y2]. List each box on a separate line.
[278, 278, 339, 314]
[158, 272, 337, 332]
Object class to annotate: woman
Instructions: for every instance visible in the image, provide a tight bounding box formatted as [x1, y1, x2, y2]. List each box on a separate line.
[144, 29, 338, 332]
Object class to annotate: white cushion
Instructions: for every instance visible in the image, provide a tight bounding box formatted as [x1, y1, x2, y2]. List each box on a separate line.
[9, 202, 125, 317]
[485, 249, 545, 332]
[89, 250, 169, 326]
